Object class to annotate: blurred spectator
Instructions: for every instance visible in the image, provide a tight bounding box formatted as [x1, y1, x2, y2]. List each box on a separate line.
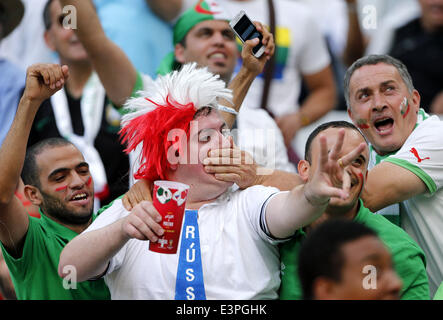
[366, 0, 443, 114]
[0, 0, 177, 78]
[28, 0, 130, 209]
[298, 219, 402, 300]
[93, 0, 178, 78]
[280, 121, 429, 300]
[345, 0, 420, 62]
[294, 0, 349, 111]
[0, 0, 56, 71]
[221, 0, 337, 163]
[0, 0, 25, 147]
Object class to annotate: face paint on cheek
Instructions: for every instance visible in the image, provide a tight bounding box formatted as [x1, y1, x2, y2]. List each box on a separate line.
[55, 185, 68, 192]
[356, 119, 370, 129]
[400, 97, 410, 118]
[86, 176, 92, 187]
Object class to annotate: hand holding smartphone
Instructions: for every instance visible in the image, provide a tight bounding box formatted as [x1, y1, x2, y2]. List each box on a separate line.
[229, 10, 265, 58]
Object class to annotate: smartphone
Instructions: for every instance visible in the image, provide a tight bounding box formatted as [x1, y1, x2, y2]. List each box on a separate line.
[229, 10, 265, 58]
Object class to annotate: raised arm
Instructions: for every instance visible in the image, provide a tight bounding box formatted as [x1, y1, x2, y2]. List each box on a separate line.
[222, 22, 275, 128]
[59, 0, 137, 106]
[145, 0, 183, 22]
[362, 161, 427, 212]
[0, 64, 68, 256]
[266, 130, 366, 238]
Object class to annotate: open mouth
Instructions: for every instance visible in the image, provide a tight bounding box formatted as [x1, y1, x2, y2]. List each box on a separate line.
[209, 52, 226, 59]
[70, 192, 89, 202]
[374, 117, 394, 133]
[208, 52, 227, 66]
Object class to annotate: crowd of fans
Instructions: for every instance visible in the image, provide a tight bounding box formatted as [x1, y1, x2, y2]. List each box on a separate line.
[0, 0, 442, 301]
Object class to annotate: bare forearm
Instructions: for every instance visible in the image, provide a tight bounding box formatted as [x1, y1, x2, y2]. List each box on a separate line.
[343, 3, 366, 66]
[256, 169, 303, 191]
[266, 184, 328, 238]
[146, 0, 182, 22]
[59, 0, 137, 106]
[0, 97, 39, 203]
[59, 219, 129, 282]
[223, 67, 258, 128]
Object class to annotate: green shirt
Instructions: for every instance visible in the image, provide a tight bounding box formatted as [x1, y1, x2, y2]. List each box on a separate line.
[1, 212, 111, 300]
[434, 282, 443, 300]
[279, 200, 430, 300]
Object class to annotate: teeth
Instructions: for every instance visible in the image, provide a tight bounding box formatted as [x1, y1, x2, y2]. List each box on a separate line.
[72, 193, 87, 200]
[210, 53, 225, 59]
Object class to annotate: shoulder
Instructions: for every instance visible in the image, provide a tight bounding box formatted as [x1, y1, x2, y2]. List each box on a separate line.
[358, 206, 424, 255]
[87, 198, 128, 233]
[237, 185, 281, 199]
[410, 115, 443, 142]
[237, 108, 278, 129]
[226, 185, 282, 214]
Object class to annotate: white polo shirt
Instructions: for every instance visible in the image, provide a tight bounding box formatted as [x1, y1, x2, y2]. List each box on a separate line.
[84, 185, 283, 300]
[369, 109, 443, 294]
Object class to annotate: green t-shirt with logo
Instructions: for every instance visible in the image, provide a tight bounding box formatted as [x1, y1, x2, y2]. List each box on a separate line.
[1, 212, 110, 300]
[279, 200, 430, 300]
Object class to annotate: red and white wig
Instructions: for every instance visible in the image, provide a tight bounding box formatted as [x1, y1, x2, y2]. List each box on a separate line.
[120, 63, 234, 182]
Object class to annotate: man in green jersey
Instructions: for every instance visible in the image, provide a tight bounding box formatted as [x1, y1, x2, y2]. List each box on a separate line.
[279, 121, 430, 300]
[0, 63, 110, 300]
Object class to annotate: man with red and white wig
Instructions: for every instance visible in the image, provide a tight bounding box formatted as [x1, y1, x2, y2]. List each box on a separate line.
[59, 63, 366, 300]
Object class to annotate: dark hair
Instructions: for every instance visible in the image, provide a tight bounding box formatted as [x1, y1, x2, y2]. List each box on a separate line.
[344, 54, 415, 109]
[304, 121, 367, 163]
[43, 0, 54, 30]
[298, 219, 378, 300]
[0, 3, 6, 39]
[21, 138, 74, 188]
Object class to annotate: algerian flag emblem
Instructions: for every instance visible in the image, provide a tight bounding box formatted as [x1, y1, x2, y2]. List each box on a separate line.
[157, 187, 172, 204]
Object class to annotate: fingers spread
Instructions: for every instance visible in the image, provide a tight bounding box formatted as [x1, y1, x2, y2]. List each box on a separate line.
[340, 142, 367, 167]
[329, 129, 345, 161]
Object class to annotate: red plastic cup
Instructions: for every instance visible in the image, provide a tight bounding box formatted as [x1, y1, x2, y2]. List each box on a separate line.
[149, 180, 190, 254]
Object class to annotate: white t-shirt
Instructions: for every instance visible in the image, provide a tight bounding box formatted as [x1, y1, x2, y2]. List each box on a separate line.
[84, 185, 284, 299]
[369, 109, 443, 294]
[235, 108, 296, 173]
[221, 0, 331, 117]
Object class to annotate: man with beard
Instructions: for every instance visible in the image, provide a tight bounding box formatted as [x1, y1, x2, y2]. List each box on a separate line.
[279, 121, 429, 300]
[0, 63, 110, 299]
